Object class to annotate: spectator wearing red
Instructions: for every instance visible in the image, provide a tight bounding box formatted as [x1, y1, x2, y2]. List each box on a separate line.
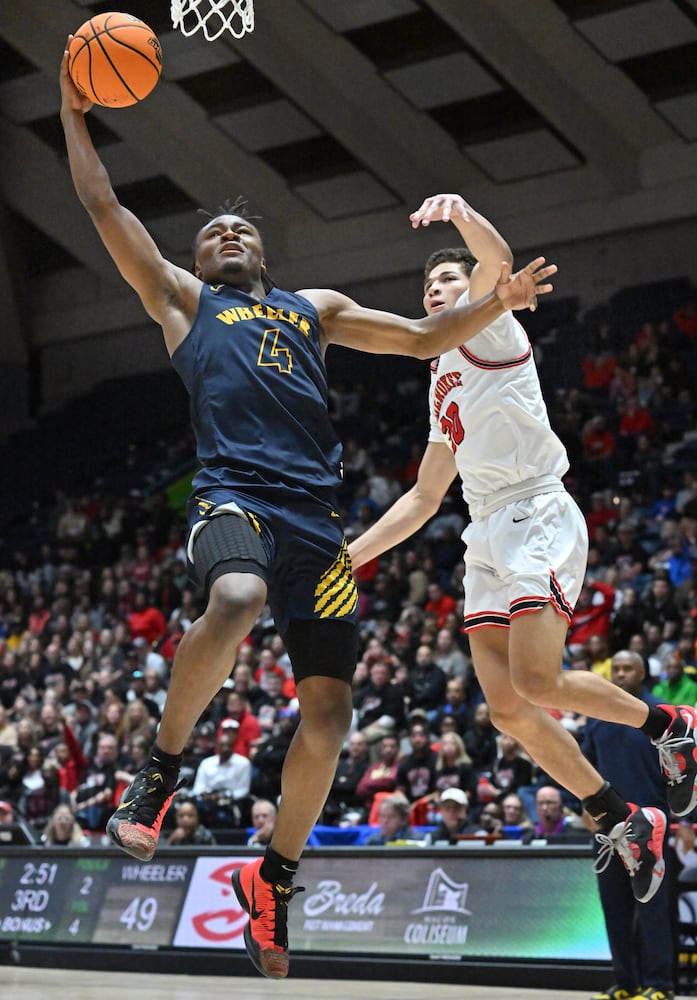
[673, 301, 697, 338]
[618, 396, 654, 438]
[424, 582, 458, 629]
[54, 721, 89, 793]
[584, 491, 618, 535]
[355, 733, 401, 816]
[582, 351, 616, 390]
[582, 416, 616, 463]
[27, 596, 51, 637]
[352, 556, 380, 586]
[254, 649, 289, 695]
[159, 622, 183, 663]
[128, 590, 167, 646]
[567, 579, 616, 649]
[216, 690, 262, 759]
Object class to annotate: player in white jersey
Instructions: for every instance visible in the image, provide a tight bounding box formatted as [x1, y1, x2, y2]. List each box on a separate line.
[349, 193, 697, 905]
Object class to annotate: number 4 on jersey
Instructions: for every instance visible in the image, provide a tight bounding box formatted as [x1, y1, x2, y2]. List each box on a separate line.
[257, 328, 292, 373]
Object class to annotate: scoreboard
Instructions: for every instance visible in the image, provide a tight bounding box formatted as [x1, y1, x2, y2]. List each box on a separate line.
[0, 846, 611, 963]
[0, 854, 194, 947]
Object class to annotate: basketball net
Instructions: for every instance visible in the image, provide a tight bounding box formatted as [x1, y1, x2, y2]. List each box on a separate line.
[170, 0, 255, 41]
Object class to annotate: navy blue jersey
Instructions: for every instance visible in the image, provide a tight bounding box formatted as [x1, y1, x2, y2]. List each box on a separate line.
[171, 285, 342, 492]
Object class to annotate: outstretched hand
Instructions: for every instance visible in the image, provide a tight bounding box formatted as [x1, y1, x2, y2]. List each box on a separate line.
[410, 193, 471, 228]
[495, 257, 557, 312]
[59, 39, 94, 114]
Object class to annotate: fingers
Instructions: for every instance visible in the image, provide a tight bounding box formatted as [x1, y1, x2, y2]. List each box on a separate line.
[519, 259, 557, 298]
[522, 259, 557, 283]
[533, 264, 557, 284]
[525, 256, 547, 272]
[410, 196, 444, 228]
[409, 194, 467, 228]
[496, 256, 556, 312]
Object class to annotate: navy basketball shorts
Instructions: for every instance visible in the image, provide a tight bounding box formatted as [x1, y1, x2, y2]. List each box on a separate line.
[185, 485, 359, 680]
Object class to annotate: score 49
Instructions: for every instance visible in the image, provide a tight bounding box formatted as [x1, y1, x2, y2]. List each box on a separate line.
[92, 880, 185, 946]
[120, 896, 158, 932]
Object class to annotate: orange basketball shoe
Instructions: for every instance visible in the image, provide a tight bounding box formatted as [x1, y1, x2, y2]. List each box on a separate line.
[106, 766, 181, 861]
[231, 857, 305, 979]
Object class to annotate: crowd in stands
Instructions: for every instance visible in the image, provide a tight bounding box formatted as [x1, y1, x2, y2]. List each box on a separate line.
[1, 279, 697, 847]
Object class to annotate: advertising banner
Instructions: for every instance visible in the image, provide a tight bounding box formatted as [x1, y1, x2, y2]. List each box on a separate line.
[289, 853, 610, 961]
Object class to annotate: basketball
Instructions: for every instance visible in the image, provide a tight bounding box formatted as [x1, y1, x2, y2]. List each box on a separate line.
[68, 12, 162, 108]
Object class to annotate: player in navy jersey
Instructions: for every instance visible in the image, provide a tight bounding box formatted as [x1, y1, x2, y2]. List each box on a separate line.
[60, 52, 555, 979]
[349, 192, 697, 913]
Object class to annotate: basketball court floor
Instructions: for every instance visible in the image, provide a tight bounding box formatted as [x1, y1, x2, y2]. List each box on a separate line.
[2, 968, 692, 1000]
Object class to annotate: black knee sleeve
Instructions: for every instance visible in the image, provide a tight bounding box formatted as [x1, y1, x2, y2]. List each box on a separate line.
[192, 513, 269, 591]
[284, 618, 358, 685]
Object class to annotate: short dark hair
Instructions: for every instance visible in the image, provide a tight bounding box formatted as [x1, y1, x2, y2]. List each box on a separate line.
[424, 247, 477, 282]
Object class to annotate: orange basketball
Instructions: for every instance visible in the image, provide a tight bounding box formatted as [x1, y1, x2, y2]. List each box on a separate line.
[68, 12, 162, 108]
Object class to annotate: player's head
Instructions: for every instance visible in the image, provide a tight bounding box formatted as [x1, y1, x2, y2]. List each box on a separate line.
[422, 247, 477, 316]
[192, 197, 273, 291]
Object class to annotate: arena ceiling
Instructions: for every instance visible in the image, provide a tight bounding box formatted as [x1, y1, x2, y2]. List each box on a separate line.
[1, 0, 697, 355]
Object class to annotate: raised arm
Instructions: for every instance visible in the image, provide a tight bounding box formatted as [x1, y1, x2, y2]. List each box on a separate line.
[347, 442, 457, 568]
[303, 257, 554, 359]
[59, 43, 199, 355]
[410, 193, 513, 300]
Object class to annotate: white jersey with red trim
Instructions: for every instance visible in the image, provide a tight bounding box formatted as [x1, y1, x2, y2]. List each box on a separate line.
[427, 289, 569, 519]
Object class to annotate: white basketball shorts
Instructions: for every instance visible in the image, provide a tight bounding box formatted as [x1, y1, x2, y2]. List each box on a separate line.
[462, 490, 588, 632]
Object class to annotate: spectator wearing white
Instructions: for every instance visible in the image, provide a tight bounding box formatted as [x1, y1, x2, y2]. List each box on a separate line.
[131, 636, 167, 680]
[426, 787, 474, 844]
[192, 733, 251, 801]
[143, 667, 168, 715]
[192, 732, 252, 827]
